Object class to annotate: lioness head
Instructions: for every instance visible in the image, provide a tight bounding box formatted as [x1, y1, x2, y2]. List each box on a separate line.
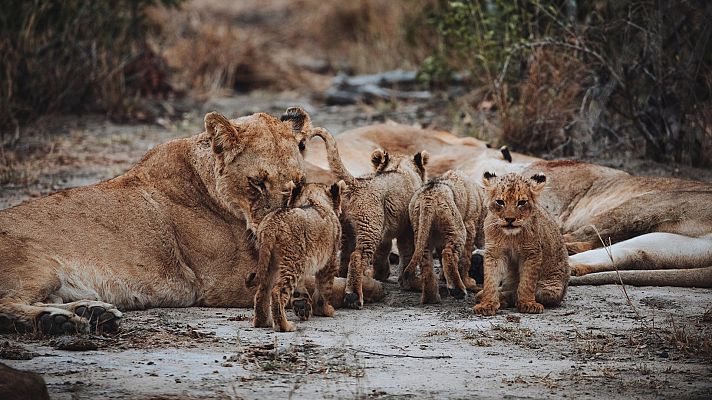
[204, 108, 311, 229]
[482, 171, 546, 235]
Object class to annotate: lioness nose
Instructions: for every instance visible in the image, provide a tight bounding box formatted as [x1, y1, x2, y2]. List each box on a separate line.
[505, 217, 515, 225]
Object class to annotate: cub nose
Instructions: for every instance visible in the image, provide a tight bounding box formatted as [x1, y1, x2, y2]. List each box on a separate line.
[505, 217, 515, 225]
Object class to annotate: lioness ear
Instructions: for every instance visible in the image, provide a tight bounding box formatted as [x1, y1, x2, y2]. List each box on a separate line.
[371, 149, 390, 172]
[530, 173, 547, 194]
[205, 112, 242, 159]
[483, 171, 497, 187]
[281, 107, 312, 153]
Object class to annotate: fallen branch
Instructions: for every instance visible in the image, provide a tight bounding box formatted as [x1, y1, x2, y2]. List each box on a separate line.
[351, 348, 452, 359]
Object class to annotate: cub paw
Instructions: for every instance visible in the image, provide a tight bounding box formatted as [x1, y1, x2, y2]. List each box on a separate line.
[344, 292, 363, 310]
[420, 291, 441, 305]
[517, 301, 544, 314]
[292, 299, 312, 321]
[252, 315, 271, 328]
[473, 302, 499, 316]
[313, 298, 335, 317]
[275, 321, 295, 333]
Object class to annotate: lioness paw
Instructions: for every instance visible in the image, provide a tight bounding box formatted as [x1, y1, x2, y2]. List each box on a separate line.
[517, 301, 544, 314]
[37, 310, 89, 335]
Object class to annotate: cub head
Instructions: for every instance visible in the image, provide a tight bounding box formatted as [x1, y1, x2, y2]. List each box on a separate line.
[205, 108, 309, 230]
[482, 171, 547, 235]
[282, 179, 347, 217]
[370, 149, 429, 182]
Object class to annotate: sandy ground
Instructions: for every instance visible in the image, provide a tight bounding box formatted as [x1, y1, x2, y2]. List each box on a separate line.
[1, 93, 711, 399]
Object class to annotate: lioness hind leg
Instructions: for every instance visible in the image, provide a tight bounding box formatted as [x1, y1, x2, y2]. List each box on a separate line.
[40, 300, 122, 334]
[569, 232, 712, 277]
[0, 301, 89, 335]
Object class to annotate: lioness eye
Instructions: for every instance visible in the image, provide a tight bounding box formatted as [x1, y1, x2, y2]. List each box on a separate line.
[495, 200, 505, 206]
[517, 199, 528, 207]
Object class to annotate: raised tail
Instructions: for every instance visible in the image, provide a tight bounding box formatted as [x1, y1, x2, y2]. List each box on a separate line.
[568, 267, 712, 288]
[309, 127, 355, 184]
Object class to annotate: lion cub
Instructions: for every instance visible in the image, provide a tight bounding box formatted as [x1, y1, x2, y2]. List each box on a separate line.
[310, 127, 428, 309]
[402, 170, 484, 304]
[247, 180, 345, 332]
[474, 172, 569, 316]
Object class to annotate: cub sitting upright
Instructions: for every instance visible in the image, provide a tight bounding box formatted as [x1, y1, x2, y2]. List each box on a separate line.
[247, 179, 345, 332]
[402, 170, 484, 304]
[474, 172, 569, 316]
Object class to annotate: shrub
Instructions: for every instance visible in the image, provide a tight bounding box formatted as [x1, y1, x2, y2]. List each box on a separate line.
[0, 0, 182, 138]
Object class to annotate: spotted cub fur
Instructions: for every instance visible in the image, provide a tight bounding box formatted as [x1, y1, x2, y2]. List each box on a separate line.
[474, 172, 569, 316]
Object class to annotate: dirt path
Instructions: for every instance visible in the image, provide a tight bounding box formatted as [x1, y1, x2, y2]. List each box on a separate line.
[1, 94, 711, 399]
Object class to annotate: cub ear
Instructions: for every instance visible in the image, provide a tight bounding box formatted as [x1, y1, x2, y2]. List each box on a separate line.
[530, 173, 547, 194]
[483, 171, 497, 187]
[370, 149, 390, 172]
[281, 107, 312, 152]
[500, 146, 512, 163]
[329, 180, 347, 213]
[413, 150, 429, 181]
[204, 112, 243, 159]
[281, 180, 302, 208]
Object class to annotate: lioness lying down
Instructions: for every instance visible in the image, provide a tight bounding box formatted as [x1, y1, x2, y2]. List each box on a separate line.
[303, 123, 712, 288]
[0, 108, 383, 335]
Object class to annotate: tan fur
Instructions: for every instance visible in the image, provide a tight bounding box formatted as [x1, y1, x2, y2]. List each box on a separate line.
[248, 181, 344, 332]
[402, 170, 484, 304]
[310, 127, 428, 309]
[0, 109, 385, 335]
[304, 124, 712, 287]
[474, 172, 570, 316]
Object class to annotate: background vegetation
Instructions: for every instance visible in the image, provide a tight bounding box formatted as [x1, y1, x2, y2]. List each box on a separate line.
[1, 0, 710, 166]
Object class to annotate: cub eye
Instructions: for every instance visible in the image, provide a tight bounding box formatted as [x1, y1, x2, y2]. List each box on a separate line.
[248, 177, 265, 191]
[298, 139, 306, 152]
[517, 199, 528, 207]
[495, 200, 505, 206]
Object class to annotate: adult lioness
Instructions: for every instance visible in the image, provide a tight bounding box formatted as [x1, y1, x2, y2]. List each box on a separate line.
[304, 123, 712, 288]
[0, 108, 382, 335]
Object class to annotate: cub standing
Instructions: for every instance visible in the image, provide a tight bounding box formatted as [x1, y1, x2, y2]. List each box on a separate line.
[402, 170, 484, 304]
[474, 172, 569, 316]
[247, 180, 345, 332]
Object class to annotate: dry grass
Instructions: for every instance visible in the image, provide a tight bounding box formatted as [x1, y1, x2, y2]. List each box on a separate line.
[149, 0, 432, 96]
